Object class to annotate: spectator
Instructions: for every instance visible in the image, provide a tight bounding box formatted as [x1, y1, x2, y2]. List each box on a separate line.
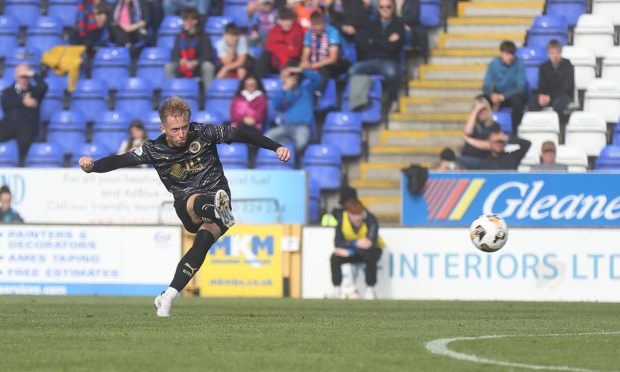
[166, 7, 215, 89]
[530, 141, 568, 172]
[163, 0, 210, 16]
[215, 23, 251, 79]
[264, 64, 321, 154]
[434, 147, 460, 171]
[483, 41, 526, 134]
[300, 11, 349, 93]
[256, 7, 304, 78]
[249, 0, 278, 48]
[109, 0, 150, 48]
[326, 0, 370, 43]
[478, 124, 531, 170]
[330, 186, 384, 300]
[528, 40, 575, 122]
[0, 186, 24, 224]
[349, 0, 405, 111]
[230, 75, 268, 134]
[72, 0, 111, 53]
[0, 65, 48, 166]
[294, 0, 322, 31]
[394, 0, 428, 59]
[117, 120, 148, 154]
[460, 95, 496, 169]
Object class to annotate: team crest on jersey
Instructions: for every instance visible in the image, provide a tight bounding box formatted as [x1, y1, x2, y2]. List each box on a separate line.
[170, 163, 184, 178]
[189, 141, 201, 154]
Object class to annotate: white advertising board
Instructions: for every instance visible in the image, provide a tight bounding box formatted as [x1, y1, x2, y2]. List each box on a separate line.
[0, 225, 181, 296]
[302, 227, 620, 302]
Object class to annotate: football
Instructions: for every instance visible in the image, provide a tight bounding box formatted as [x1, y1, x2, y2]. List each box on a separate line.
[469, 214, 508, 253]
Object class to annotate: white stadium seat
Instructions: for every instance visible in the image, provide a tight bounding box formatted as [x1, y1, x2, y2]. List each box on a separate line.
[565, 111, 608, 156]
[518, 111, 560, 151]
[556, 145, 589, 172]
[517, 146, 541, 172]
[573, 14, 615, 58]
[593, 0, 620, 26]
[583, 79, 620, 123]
[562, 46, 596, 95]
[602, 47, 620, 86]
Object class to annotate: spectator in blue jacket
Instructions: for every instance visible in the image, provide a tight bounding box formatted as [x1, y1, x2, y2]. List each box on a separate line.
[0, 186, 24, 224]
[483, 41, 526, 134]
[264, 64, 321, 154]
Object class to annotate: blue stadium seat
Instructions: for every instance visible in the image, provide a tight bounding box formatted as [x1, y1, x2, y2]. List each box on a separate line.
[341, 76, 382, 125]
[254, 143, 295, 170]
[192, 110, 224, 124]
[344, 43, 357, 65]
[216, 143, 249, 169]
[4, 48, 41, 80]
[47, 0, 79, 28]
[70, 142, 113, 166]
[0, 15, 19, 59]
[204, 16, 233, 37]
[595, 145, 620, 170]
[527, 15, 568, 48]
[302, 144, 342, 190]
[0, 140, 19, 167]
[0, 78, 11, 120]
[47, 110, 87, 154]
[161, 78, 200, 114]
[492, 112, 513, 135]
[116, 77, 154, 120]
[41, 75, 65, 124]
[262, 78, 281, 96]
[4, 0, 40, 28]
[92, 110, 131, 153]
[137, 47, 171, 91]
[420, 0, 441, 28]
[205, 78, 238, 121]
[157, 16, 183, 50]
[308, 178, 320, 223]
[25, 142, 65, 167]
[613, 121, 620, 145]
[223, 5, 250, 28]
[142, 111, 163, 139]
[71, 79, 108, 122]
[321, 112, 362, 157]
[546, 0, 586, 28]
[92, 47, 131, 90]
[316, 79, 338, 112]
[27, 16, 65, 54]
[516, 47, 547, 92]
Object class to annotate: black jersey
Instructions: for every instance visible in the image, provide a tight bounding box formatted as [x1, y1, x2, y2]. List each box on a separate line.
[130, 122, 235, 199]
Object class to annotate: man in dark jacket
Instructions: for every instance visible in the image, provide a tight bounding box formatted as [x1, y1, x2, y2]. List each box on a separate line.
[349, 0, 405, 110]
[479, 124, 531, 170]
[0, 64, 48, 166]
[327, 0, 370, 43]
[528, 39, 575, 121]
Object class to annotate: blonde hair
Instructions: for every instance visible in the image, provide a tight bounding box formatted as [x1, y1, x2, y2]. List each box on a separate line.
[159, 97, 191, 124]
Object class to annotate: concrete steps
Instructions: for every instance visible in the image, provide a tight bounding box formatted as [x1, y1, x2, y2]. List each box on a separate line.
[458, 1, 543, 17]
[439, 32, 525, 49]
[448, 17, 533, 34]
[379, 129, 463, 147]
[399, 96, 473, 113]
[419, 64, 487, 80]
[408, 79, 483, 97]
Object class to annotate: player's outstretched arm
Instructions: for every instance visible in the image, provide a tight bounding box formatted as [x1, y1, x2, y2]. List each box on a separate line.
[79, 153, 141, 173]
[230, 128, 290, 162]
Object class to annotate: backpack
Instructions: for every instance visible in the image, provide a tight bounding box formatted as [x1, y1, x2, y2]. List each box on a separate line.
[401, 164, 428, 195]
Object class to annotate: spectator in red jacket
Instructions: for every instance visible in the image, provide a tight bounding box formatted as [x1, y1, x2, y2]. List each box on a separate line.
[230, 75, 268, 133]
[255, 7, 304, 78]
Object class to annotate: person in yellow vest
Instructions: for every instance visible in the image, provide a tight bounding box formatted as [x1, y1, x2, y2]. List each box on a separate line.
[330, 187, 384, 300]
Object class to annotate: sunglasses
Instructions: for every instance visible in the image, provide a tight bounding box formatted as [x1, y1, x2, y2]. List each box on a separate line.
[379, 5, 392, 9]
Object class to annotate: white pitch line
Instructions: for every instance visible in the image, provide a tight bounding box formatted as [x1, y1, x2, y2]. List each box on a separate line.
[425, 331, 620, 372]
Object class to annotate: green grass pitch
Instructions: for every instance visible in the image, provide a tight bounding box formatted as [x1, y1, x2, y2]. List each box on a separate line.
[1, 296, 619, 371]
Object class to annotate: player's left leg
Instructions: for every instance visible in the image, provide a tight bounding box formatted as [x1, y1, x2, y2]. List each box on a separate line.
[189, 190, 236, 228]
[361, 248, 382, 300]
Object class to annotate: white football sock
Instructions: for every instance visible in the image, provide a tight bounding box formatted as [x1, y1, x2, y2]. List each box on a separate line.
[164, 287, 179, 298]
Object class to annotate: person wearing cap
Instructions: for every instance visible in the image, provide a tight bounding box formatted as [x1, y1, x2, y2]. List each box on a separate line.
[530, 141, 568, 172]
[435, 147, 460, 171]
[460, 94, 497, 169]
[477, 124, 531, 170]
[330, 186, 384, 300]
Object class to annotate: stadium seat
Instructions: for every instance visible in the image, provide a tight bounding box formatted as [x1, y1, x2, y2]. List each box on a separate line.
[321, 112, 362, 158]
[302, 144, 342, 190]
[223, 4, 250, 28]
[316, 79, 338, 112]
[420, 0, 441, 28]
[518, 111, 560, 150]
[47, 0, 79, 28]
[527, 16, 568, 48]
[516, 47, 547, 92]
[4, 48, 41, 80]
[556, 145, 588, 172]
[262, 78, 281, 96]
[595, 145, 620, 170]
[70, 142, 113, 166]
[4, 0, 40, 28]
[70, 79, 108, 122]
[47, 110, 88, 154]
[192, 110, 224, 124]
[583, 79, 620, 123]
[341, 76, 382, 125]
[92, 110, 132, 153]
[137, 47, 171, 91]
[546, 0, 586, 28]
[142, 111, 163, 139]
[161, 79, 200, 114]
[25, 142, 65, 168]
[0, 15, 19, 59]
[41, 75, 66, 124]
[92, 47, 131, 91]
[308, 178, 320, 223]
[602, 48, 620, 86]
[0, 140, 19, 167]
[492, 112, 512, 135]
[116, 77, 154, 121]
[216, 143, 249, 169]
[565, 111, 607, 156]
[204, 16, 233, 37]
[205, 79, 238, 121]
[27, 16, 65, 54]
[592, 0, 620, 26]
[573, 14, 614, 58]
[254, 143, 295, 170]
[518, 146, 540, 172]
[157, 16, 183, 50]
[561, 46, 596, 97]
[613, 120, 620, 145]
[0, 78, 10, 120]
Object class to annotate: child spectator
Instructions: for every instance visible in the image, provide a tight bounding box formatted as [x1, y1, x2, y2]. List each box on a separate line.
[216, 23, 251, 79]
[230, 75, 268, 133]
[250, 0, 278, 47]
[117, 120, 148, 154]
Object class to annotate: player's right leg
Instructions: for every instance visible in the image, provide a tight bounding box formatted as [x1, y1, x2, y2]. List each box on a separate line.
[188, 190, 236, 228]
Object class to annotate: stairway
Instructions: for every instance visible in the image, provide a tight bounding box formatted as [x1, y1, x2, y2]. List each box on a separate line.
[351, 0, 544, 224]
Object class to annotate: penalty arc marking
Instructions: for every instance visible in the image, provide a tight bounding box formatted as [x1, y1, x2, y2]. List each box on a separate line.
[425, 331, 620, 372]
